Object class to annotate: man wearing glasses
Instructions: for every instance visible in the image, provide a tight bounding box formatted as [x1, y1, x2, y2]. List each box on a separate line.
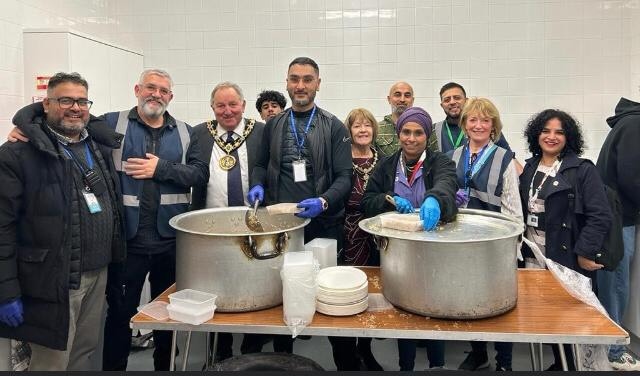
[9, 69, 209, 370]
[0, 72, 125, 370]
[100, 69, 208, 371]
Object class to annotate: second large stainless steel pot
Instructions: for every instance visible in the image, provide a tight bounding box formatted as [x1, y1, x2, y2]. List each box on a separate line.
[170, 207, 310, 312]
[359, 209, 523, 319]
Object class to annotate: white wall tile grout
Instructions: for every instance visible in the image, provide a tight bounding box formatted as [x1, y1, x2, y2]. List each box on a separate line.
[0, 0, 639, 161]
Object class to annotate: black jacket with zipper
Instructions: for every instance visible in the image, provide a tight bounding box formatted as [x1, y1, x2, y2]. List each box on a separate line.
[0, 114, 125, 350]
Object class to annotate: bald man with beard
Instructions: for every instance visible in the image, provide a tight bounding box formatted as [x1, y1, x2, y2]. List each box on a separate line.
[375, 81, 437, 156]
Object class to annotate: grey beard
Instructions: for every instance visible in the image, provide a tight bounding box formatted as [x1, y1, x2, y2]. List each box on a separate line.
[392, 105, 408, 116]
[141, 100, 166, 118]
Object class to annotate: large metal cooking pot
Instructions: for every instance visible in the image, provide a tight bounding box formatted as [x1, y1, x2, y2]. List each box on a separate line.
[170, 207, 310, 312]
[359, 209, 523, 319]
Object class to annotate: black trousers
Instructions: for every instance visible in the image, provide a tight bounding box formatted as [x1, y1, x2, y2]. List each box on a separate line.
[102, 250, 176, 371]
[212, 332, 293, 361]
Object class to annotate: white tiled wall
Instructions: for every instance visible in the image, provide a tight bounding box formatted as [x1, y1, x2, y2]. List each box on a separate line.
[1, 0, 639, 161]
[0, 0, 120, 137]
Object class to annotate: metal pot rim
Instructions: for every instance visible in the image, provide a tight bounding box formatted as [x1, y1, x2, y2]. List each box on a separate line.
[359, 208, 524, 243]
[169, 207, 311, 236]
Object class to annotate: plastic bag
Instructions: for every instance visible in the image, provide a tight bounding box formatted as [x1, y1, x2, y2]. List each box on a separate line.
[281, 260, 319, 337]
[522, 237, 612, 371]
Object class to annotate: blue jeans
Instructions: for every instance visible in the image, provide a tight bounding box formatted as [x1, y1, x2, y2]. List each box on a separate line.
[397, 339, 445, 370]
[597, 225, 637, 359]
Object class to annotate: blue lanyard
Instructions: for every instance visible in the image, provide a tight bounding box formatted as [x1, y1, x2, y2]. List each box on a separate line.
[463, 142, 496, 192]
[289, 106, 317, 158]
[61, 141, 94, 174]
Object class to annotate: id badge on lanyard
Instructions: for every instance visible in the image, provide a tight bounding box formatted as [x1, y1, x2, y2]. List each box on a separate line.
[63, 142, 103, 214]
[293, 160, 307, 182]
[82, 190, 102, 214]
[290, 107, 316, 184]
[527, 160, 561, 228]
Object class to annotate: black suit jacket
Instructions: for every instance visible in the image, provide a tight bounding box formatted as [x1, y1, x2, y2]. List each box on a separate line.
[190, 118, 265, 210]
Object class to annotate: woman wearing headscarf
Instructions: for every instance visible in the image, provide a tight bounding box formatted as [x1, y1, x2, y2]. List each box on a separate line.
[361, 106, 457, 370]
[520, 109, 611, 370]
[449, 97, 522, 371]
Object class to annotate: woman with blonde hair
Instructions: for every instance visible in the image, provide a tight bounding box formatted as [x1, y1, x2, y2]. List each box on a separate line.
[449, 97, 523, 371]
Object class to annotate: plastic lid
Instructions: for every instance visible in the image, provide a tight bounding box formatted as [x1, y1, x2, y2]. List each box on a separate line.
[137, 301, 169, 321]
[168, 289, 217, 305]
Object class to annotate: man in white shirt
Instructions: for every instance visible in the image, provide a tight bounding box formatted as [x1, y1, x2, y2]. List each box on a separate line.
[190, 82, 284, 361]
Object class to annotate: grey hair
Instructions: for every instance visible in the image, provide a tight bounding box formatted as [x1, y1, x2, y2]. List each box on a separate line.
[210, 81, 244, 105]
[138, 68, 173, 88]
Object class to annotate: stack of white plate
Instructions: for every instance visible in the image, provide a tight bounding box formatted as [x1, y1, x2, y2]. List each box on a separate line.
[316, 266, 368, 316]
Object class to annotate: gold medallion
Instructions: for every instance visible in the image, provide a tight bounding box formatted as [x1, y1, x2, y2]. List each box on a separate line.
[219, 154, 236, 170]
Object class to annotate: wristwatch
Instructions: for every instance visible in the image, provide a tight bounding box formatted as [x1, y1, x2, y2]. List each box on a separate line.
[319, 197, 329, 211]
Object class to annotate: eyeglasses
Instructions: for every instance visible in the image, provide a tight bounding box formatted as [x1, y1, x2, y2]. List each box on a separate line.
[142, 84, 172, 96]
[49, 97, 93, 109]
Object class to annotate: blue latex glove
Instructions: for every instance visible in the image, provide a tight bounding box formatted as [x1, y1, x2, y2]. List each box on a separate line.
[420, 196, 441, 231]
[393, 195, 414, 214]
[295, 198, 324, 218]
[455, 189, 469, 208]
[0, 298, 23, 328]
[247, 185, 264, 206]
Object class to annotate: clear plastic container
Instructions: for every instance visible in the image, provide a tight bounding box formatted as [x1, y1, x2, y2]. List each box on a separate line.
[167, 303, 215, 325]
[168, 289, 217, 311]
[137, 301, 170, 321]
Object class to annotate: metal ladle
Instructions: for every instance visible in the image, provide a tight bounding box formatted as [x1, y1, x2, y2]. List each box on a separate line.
[245, 200, 264, 232]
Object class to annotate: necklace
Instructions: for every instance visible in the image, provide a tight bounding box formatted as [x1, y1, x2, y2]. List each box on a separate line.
[352, 147, 378, 188]
[206, 118, 255, 170]
[404, 158, 417, 177]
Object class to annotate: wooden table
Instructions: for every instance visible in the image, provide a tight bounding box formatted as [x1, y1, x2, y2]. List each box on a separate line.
[131, 268, 628, 370]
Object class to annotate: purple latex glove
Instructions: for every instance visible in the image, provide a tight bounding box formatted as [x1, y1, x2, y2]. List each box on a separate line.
[0, 298, 23, 327]
[296, 198, 324, 218]
[455, 189, 469, 208]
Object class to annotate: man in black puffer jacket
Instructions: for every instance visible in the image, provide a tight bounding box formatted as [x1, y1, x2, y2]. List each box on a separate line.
[248, 57, 357, 370]
[0, 72, 125, 370]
